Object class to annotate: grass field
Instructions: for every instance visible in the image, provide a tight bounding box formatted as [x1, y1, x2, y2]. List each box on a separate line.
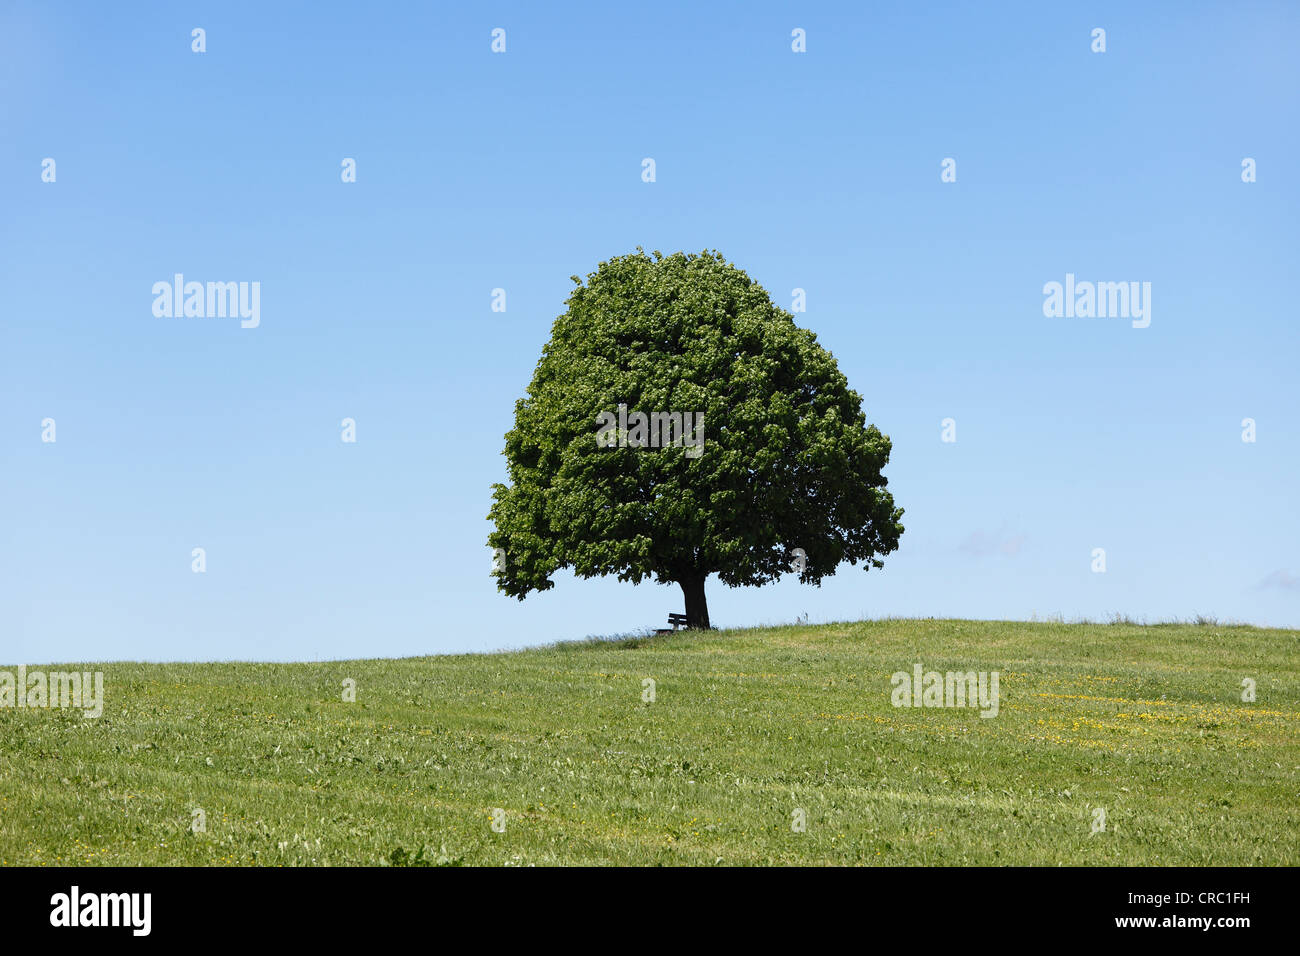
[2, 619, 1297, 866]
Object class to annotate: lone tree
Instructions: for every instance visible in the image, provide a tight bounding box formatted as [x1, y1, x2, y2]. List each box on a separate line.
[488, 250, 903, 629]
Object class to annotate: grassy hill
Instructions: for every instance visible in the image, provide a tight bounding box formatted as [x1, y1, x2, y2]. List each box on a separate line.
[2, 619, 1297, 866]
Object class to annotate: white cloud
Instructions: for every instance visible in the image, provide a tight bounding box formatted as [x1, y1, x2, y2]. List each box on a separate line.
[1258, 570, 1300, 591]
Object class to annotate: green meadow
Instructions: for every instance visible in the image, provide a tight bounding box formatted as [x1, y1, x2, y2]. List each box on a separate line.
[2, 619, 1296, 866]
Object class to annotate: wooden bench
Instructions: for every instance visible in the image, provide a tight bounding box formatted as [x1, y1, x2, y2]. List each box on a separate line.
[655, 612, 690, 634]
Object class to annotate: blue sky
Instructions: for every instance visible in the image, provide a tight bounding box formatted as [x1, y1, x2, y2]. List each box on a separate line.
[3, 1, 1298, 663]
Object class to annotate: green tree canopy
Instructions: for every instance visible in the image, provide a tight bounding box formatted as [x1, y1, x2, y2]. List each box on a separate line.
[488, 249, 903, 628]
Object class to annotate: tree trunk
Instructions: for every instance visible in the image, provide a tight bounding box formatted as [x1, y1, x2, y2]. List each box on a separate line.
[679, 575, 710, 630]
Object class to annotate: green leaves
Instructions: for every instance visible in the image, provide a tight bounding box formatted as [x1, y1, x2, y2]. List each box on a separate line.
[488, 249, 903, 600]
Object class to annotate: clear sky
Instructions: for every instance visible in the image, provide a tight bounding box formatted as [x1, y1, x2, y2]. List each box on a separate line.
[3, 1, 1298, 663]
